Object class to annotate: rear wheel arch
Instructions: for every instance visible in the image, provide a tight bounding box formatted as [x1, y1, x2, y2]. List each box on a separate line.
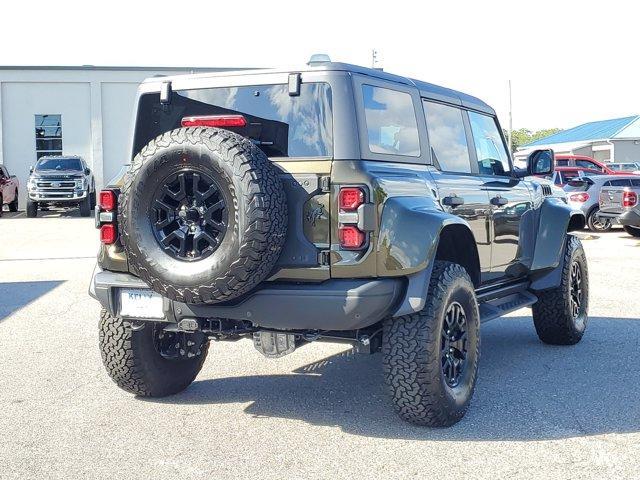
[434, 224, 481, 287]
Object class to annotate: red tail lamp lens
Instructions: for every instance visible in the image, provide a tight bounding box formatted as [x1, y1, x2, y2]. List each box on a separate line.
[339, 187, 364, 211]
[569, 192, 590, 203]
[181, 115, 247, 128]
[100, 224, 116, 244]
[339, 226, 365, 249]
[99, 190, 116, 211]
[623, 191, 638, 207]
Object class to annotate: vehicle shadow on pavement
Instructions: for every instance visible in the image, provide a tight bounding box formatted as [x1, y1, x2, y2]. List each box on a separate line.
[145, 315, 640, 441]
[0, 280, 65, 322]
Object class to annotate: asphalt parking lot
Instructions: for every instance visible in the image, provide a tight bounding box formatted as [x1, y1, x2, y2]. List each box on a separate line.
[1, 210, 640, 479]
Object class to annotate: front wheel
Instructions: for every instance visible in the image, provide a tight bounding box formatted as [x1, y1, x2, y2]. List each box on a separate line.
[8, 190, 18, 212]
[26, 200, 38, 218]
[79, 196, 91, 217]
[623, 225, 640, 237]
[99, 310, 209, 396]
[532, 235, 588, 345]
[383, 261, 480, 427]
[587, 207, 611, 232]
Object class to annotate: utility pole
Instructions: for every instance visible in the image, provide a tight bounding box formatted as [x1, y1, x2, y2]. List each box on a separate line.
[508, 80, 513, 153]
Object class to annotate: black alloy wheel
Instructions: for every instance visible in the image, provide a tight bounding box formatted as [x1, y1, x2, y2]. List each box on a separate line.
[441, 301, 468, 388]
[569, 260, 584, 320]
[151, 170, 227, 262]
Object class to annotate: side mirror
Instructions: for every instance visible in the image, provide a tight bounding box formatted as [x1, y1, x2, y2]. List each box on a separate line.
[516, 149, 554, 178]
[85, 168, 91, 175]
[29, 165, 34, 174]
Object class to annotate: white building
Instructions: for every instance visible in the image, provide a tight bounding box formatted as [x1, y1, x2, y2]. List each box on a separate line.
[0, 66, 230, 205]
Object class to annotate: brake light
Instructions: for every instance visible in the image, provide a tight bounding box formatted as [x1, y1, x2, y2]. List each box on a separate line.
[339, 226, 365, 249]
[99, 190, 116, 211]
[100, 224, 117, 244]
[623, 190, 638, 208]
[339, 187, 364, 211]
[181, 115, 247, 128]
[569, 192, 590, 203]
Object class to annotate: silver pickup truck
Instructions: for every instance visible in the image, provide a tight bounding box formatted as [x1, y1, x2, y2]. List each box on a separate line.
[598, 177, 640, 237]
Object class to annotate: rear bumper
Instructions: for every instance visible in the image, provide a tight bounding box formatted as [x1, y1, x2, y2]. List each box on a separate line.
[598, 209, 640, 226]
[90, 266, 405, 331]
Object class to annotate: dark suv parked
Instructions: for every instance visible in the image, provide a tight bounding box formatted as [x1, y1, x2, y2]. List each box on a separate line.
[90, 62, 587, 426]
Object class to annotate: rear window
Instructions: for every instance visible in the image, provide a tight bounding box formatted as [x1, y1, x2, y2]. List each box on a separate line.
[135, 83, 332, 158]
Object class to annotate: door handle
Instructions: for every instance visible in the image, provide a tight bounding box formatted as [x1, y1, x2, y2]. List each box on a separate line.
[490, 195, 508, 207]
[442, 195, 465, 207]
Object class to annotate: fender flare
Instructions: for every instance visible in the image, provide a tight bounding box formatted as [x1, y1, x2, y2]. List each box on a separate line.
[376, 196, 479, 316]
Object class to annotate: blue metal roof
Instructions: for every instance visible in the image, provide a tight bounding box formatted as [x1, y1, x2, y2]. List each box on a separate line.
[525, 115, 640, 146]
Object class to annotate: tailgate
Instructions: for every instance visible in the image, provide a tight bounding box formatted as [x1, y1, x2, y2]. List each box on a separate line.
[599, 187, 624, 213]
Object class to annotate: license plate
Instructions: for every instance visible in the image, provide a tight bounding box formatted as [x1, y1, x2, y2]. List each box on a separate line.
[119, 289, 164, 319]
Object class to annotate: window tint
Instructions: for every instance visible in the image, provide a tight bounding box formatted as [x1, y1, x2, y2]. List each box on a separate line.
[556, 159, 569, 166]
[35, 114, 62, 160]
[169, 83, 332, 158]
[631, 179, 640, 187]
[423, 101, 471, 173]
[36, 158, 82, 171]
[468, 111, 511, 176]
[362, 85, 420, 157]
[576, 159, 602, 171]
[609, 178, 632, 187]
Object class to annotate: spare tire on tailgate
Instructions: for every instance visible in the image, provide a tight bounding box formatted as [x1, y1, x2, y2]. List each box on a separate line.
[118, 127, 287, 304]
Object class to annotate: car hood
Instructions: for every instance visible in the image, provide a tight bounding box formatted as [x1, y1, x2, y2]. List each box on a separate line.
[31, 170, 83, 179]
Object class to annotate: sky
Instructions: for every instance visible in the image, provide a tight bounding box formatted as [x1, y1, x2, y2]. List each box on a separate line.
[2, 0, 638, 131]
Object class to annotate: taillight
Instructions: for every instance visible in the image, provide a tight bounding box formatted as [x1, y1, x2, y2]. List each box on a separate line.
[623, 190, 638, 208]
[339, 187, 364, 211]
[339, 226, 365, 249]
[338, 186, 368, 250]
[97, 189, 118, 244]
[569, 192, 590, 203]
[99, 190, 116, 211]
[100, 224, 117, 244]
[181, 115, 247, 128]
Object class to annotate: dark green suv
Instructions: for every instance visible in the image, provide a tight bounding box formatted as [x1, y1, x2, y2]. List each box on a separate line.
[90, 61, 587, 427]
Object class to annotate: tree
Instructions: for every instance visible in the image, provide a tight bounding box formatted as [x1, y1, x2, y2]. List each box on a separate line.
[503, 128, 563, 153]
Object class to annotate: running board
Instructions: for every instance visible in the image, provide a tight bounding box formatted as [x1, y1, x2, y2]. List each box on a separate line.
[478, 290, 538, 323]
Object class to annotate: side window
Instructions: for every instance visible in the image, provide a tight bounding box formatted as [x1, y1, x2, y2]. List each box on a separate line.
[423, 101, 472, 173]
[362, 85, 420, 157]
[576, 159, 602, 171]
[468, 111, 511, 176]
[610, 179, 631, 187]
[631, 179, 640, 187]
[557, 159, 569, 166]
[0, 166, 6, 178]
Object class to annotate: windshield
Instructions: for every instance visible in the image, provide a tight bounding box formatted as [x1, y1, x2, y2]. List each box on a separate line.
[36, 158, 82, 171]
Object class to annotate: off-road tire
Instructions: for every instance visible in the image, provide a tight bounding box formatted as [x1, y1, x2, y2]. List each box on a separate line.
[118, 127, 287, 304]
[8, 191, 18, 212]
[382, 261, 480, 427]
[532, 235, 588, 345]
[586, 207, 611, 232]
[623, 225, 640, 237]
[90, 190, 96, 211]
[98, 310, 209, 396]
[79, 196, 91, 217]
[26, 200, 37, 218]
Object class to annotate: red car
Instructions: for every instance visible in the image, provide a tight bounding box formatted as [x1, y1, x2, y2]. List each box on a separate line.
[555, 155, 636, 175]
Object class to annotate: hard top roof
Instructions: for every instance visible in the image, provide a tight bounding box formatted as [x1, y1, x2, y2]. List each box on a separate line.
[143, 62, 495, 115]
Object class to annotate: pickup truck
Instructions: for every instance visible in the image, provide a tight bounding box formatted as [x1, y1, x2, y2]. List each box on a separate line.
[0, 164, 19, 216]
[598, 177, 640, 236]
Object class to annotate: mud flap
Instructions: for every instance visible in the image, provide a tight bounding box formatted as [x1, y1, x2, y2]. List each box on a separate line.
[253, 331, 298, 358]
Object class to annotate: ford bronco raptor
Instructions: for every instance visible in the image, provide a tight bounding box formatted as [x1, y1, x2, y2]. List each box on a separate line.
[90, 61, 588, 427]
